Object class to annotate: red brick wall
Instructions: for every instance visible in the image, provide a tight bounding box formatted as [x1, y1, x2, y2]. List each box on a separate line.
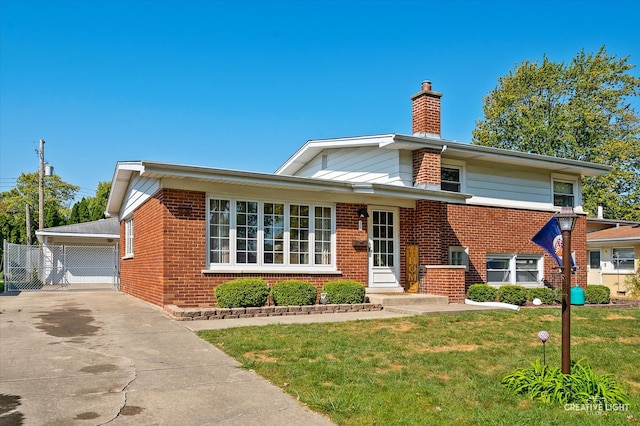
[120, 187, 588, 307]
[120, 191, 370, 308]
[119, 193, 165, 306]
[420, 267, 466, 303]
[413, 148, 441, 186]
[400, 202, 588, 301]
[440, 203, 587, 290]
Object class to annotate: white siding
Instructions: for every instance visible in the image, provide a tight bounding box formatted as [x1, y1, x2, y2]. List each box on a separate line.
[121, 175, 161, 218]
[294, 147, 410, 186]
[465, 161, 551, 203]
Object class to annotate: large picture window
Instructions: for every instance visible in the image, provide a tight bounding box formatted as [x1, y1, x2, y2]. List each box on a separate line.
[208, 198, 335, 270]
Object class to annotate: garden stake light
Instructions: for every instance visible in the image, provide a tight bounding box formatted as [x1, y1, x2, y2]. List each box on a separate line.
[538, 330, 549, 365]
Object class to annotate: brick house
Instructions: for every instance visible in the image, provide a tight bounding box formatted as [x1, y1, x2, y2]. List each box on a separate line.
[106, 81, 611, 308]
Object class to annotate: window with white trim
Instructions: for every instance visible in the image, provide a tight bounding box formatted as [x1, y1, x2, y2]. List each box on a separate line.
[125, 217, 134, 256]
[612, 248, 634, 271]
[553, 179, 575, 207]
[207, 198, 335, 270]
[486, 254, 542, 285]
[441, 167, 461, 192]
[449, 246, 469, 270]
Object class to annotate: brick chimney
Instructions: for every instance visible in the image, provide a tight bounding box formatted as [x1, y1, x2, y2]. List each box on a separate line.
[411, 80, 442, 138]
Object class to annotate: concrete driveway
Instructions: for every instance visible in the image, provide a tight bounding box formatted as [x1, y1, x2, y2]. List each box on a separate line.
[0, 290, 333, 425]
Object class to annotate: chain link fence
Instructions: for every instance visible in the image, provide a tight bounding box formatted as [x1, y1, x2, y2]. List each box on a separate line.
[3, 241, 119, 292]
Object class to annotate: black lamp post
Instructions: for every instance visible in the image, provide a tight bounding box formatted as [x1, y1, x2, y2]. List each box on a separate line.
[556, 206, 578, 374]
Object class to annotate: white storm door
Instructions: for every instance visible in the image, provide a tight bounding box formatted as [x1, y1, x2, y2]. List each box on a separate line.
[369, 207, 400, 288]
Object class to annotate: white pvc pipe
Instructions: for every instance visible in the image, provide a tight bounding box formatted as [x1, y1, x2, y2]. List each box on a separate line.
[464, 298, 520, 311]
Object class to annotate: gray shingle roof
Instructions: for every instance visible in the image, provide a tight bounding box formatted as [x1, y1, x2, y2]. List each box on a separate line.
[36, 217, 120, 237]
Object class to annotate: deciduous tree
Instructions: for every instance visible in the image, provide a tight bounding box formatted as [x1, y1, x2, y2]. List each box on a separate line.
[473, 46, 640, 220]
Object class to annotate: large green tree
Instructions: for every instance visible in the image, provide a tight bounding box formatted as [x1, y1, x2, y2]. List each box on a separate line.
[68, 181, 111, 224]
[472, 46, 640, 220]
[0, 172, 79, 246]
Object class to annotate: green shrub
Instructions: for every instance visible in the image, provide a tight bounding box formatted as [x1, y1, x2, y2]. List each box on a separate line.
[502, 359, 630, 406]
[214, 278, 270, 308]
[624, 266, 640, 297]
[322, 280, 365, 304]
[271, 280, 317, 306]
[497, 285, 528, 306]
[527, 287, 557, 305]
[585, 285, 610, 304]
[466, 284, 497, 302]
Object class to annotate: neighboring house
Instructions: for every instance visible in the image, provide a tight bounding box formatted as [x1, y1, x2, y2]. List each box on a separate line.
[35, 218, 120, 286]
[105, 81, 611, 308]
[586, 218, 640, 295]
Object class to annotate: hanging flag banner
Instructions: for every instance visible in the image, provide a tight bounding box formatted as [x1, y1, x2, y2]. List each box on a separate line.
[531, 217, 574, 267]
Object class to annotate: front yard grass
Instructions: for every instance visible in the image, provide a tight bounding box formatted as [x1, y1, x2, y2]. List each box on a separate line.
[198, 307, 640, 425]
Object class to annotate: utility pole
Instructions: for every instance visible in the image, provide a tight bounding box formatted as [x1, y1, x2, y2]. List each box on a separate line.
[39, 139, 45, 230]
[26, 204, 32, 245]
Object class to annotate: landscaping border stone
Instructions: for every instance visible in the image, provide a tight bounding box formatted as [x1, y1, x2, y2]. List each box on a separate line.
[163, 303, 384, 321]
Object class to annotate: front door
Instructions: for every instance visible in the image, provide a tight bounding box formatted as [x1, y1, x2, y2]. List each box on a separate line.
[368, 207, 400, 288]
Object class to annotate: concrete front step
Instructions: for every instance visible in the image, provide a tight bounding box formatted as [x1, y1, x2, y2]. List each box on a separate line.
[366, 293, 449, 306]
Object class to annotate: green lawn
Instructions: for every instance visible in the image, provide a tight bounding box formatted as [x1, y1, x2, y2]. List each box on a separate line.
[198, 307, 640, 425]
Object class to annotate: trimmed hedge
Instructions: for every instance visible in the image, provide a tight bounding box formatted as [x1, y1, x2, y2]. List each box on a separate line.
[467, 284, 497, 302]
[322, 280, 366, 304]
[585, 285, 610, 304]
[214, 278, 270, 308]
[527, 287, 559, 305]
[271, 280, 317, 306]
[497, 285, 528, 306]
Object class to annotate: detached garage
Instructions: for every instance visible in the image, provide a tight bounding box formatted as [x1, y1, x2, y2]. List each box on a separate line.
[35, 218, 120, 288]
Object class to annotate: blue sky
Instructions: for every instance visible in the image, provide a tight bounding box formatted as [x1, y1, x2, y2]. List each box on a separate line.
[1, 0, 639, 201]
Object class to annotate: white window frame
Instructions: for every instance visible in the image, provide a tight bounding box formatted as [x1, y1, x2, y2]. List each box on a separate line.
[449, 246, 469, 270]
[206, 197, 336, 272]
[551, 174, 580, 208]
[486, 253, 543, 287]
[124, 217, 134, 257]
[612, 247, 635, 271]
[441, 159, 466, 193]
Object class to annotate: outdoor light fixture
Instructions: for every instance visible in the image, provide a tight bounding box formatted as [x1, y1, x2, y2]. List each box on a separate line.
[357, 208, 369, 231]
[555, 205, 578, 374]
[556, 206, 578, 232]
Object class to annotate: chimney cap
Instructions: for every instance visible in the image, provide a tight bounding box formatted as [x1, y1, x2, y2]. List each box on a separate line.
[421, 80, 432, 91]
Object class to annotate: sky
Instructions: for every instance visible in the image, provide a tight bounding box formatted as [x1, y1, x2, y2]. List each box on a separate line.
[1, 0, 639, 201]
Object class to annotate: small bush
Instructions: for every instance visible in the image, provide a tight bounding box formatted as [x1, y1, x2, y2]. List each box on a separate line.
[502, 359, 630, 406]
[497, 285, 528, 306]
[322, 280, 365, 304]
[271, 280, 317, 306]
[214, 278, 270, 308]
[585, 285, 610, 304]
[467, 284, 497, 302]
[624, 266, 640, 297]
[527, 287, 557, 305]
